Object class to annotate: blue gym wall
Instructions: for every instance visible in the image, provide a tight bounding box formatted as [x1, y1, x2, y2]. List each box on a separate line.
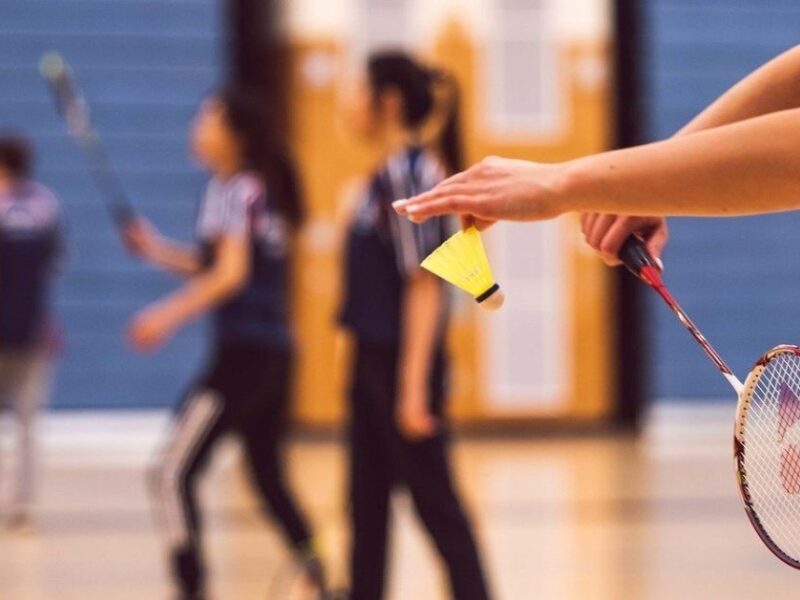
[0, 1, 222, 408]
[642, 0, 800, 400]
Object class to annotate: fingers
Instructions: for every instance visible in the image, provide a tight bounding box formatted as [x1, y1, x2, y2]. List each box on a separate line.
[645, 220, 669, 261]
[598, 217, 640, 266]
[400, 415, 439, 441]
[405, 195, 480, 223]
[580, 213, 597, 238]
[461, 215, 496, 231]
[584, 214, 622, 265]
[580, 215, 670, 268]
[586, 214, 617, 250]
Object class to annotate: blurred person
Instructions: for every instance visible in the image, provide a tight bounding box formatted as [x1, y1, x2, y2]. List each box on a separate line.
[123, 88, 327, 600]
[337, 51, 491, 600]
[393, 45, 800, 262]
[0, 135, 61, 531]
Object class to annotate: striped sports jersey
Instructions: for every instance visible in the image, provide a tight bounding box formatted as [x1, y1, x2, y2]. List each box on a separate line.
[0, 181, 61, 350]
[340, 145, 450, 344]
[196, 172, 291, 348]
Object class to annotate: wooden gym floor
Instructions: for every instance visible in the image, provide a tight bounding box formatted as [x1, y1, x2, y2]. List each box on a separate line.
[1, 404, 798, 600]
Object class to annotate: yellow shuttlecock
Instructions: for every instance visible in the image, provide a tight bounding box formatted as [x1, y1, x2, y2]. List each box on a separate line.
[421, 226, 504, 310]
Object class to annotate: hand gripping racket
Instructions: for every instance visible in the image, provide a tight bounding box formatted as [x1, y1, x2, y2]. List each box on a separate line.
[620, 236, 800, 569]
[39, 52, 135, 228]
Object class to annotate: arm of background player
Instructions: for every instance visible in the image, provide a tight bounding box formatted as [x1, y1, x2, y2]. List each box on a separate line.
[127, 233, 249, 350]
[149, 233, 248, 327]
[123, 217, 201, 276]
[397, 271, 444, 440]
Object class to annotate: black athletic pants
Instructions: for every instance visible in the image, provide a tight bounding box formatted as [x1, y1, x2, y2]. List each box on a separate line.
[348, 339, 491, 600]
[149, 342, 312, 597]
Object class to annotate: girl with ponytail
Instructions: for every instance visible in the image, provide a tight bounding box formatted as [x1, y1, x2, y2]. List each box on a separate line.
[122, 87, 326, 599]
[337, 51, 491, 600]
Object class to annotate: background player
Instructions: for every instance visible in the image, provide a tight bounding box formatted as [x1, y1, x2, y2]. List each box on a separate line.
[123, 88, 326, 599]
[0, 135, 62, 532]
[337, 51, 491, 600]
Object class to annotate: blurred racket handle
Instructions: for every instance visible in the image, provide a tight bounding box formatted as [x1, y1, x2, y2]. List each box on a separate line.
[619, 235, 661, 280]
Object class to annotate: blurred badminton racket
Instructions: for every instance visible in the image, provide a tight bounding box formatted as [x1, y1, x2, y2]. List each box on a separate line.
[39, 52, 135, 228]
[620, 236, 800, 569]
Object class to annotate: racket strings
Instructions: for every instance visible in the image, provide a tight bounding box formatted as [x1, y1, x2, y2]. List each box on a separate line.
[742, 352, 800, 561]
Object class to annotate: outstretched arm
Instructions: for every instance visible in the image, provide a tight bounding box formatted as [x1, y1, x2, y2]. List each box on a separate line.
[395, 107, 800, 222]
[679, 44, 800, 135]
[582, 44, 800, 264]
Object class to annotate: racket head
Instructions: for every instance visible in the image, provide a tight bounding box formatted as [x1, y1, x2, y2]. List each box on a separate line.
[736, 344, 800, 568]
[39, 52, 92, 141]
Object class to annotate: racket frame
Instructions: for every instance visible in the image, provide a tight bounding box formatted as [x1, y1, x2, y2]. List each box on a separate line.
[620, 236, 800, 569]
[735, 344, 800, 569]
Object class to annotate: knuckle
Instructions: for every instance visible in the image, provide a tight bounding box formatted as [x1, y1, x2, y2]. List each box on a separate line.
[599, 238, 617, 254]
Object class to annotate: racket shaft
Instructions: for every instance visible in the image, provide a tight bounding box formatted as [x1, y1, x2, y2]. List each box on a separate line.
[619, 236, 742, 393]
[644, 268, 743, 393]
[81, 136, 135, 226]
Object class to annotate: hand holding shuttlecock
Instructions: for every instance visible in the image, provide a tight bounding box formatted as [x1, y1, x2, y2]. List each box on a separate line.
[421, 227, 504, 310]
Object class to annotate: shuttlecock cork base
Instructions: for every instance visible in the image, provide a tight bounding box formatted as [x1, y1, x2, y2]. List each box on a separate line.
[475, 283, 505, 310]
[421, 226, 504, 311]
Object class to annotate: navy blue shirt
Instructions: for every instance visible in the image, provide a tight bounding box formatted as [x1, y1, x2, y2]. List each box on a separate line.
[197, 172, 292, 349]
[0, 181, 61, 350]
[340, 146, 450, 344]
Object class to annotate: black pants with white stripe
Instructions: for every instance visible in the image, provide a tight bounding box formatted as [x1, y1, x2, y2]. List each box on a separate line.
[149, 342, 312, 597]
[348, 340, 491, 600]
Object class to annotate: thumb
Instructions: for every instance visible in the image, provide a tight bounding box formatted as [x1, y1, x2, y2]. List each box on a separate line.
[645, 225, 669, 261]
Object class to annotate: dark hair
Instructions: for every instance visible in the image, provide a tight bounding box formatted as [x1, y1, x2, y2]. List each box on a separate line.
[367, 51, 464, 174]
[216, 87, 305, 229]
[0, 135, 33, 179]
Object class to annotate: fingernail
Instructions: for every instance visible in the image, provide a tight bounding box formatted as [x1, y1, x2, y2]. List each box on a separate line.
[393, 199, 408, 210]
[655, 257, 664, 271]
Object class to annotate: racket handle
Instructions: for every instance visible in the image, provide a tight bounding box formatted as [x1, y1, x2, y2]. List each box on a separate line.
[619, 236, 660, 279]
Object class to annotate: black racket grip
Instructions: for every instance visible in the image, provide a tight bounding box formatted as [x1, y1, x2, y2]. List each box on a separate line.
[619, 236, 659, 278]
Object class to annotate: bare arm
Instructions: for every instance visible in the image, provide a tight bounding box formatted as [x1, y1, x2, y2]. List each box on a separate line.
[123, 218, 201, 277]
[679, 45, 800, 135]
[144, 237, 201, 276]
[397, 271, 444, 439]
[565, 107, 800, 217]
[396, 107, 800, 222]
[127, 234, 249, 350]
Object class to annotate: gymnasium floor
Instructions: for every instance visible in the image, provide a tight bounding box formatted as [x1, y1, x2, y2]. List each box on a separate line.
[1, 405, 798, 600]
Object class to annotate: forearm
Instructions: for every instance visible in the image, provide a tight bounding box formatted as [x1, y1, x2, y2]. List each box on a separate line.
[399, 274, 443, 396]
[679, 45, 800, 136]
[147, 238, 201, 276]
[562, 108, 800, 217]
[152, 271, 242, 330]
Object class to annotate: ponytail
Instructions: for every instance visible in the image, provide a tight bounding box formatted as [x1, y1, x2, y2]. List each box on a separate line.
[367, 51, 465, 174]
[217, 86, 306, 230]
[418, 70, 464, 175]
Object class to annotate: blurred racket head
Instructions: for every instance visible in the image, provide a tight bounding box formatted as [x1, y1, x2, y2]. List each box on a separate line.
[39, 52, 92, 141]
[38, 51, 134, 227]
[736, 344, 800, 568]
[39, 52, 66, 81]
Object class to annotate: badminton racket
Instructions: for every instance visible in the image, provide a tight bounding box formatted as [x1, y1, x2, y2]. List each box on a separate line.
[620, 236, 800, 569]
[39, 52, 135, 228]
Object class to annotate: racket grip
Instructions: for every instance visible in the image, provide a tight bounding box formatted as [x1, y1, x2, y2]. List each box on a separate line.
[619, 236, 659, 279]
